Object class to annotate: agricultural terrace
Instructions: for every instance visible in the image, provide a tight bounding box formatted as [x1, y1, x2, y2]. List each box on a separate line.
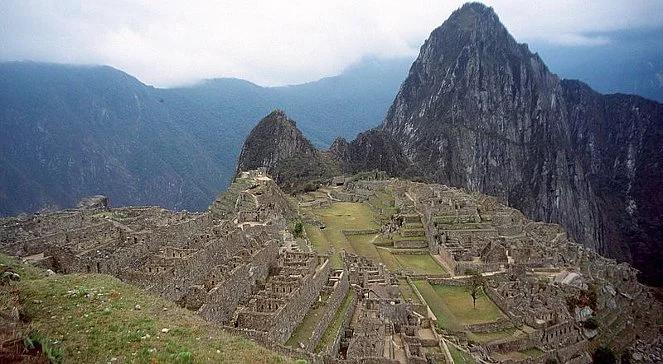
[303, 200, 447, 276]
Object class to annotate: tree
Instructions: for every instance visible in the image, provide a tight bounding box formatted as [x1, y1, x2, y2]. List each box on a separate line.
[292, 221, 304, 238]
[592, 346, 616, 364]
[466, 269, 485, 309]
[583, 317, 599, 330]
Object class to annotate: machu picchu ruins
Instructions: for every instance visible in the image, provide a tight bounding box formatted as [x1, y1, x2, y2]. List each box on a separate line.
[2, 2, 663, 363]
[2, 168, 662, 363]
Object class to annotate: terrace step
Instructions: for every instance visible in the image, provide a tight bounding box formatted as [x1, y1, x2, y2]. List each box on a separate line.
[400, 228, 425, 237]
[394, 239, 428, 249]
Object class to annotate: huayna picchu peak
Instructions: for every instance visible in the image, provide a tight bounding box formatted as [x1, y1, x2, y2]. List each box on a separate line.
[271, 2, 663, 286]
[237, 110, 341, 192]
[2, 2, 663, 364]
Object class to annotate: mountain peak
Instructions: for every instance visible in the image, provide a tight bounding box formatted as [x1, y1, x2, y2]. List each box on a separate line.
[455, 2, 496, 18]
[372, 2, 663, 285]
[236, 111, 340, 191]
[442, 2, 502, 33]
[260, 109, 296, 128]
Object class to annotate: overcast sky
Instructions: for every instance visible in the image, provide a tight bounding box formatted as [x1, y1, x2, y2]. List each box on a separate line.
[1, 0, 662, 87]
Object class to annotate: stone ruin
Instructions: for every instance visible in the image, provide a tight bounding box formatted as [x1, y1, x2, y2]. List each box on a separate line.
[1, 170, 662, 364]
[312, 176, 663, 363]
[0, 172, 307, 333]
[234, 251, 331, 343]
[329, 252, 442, 364]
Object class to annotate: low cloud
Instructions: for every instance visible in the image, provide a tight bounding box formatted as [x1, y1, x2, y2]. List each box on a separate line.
[549, 33, 612, 47]
[1, 0, 661, 87]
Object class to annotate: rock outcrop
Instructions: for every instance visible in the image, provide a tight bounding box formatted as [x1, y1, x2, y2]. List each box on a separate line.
[329, 130, 413, 177]
[234, 3, 663, 284]
[236, 110, 340, 192]
[335, 3, 663, 284]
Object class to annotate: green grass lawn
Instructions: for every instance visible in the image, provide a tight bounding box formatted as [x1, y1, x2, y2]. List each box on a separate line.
[304, 224, 342, 268]
[0, 254, 291, 364]
[376, 248, 402, 272]
[306, 201, 448, 277]
[397, 279, 420, 304]
[413, 281, 505, 331]
[413, 280, 463, 331]
[285, 299, 328, 348]
[346, 234, 382, 262]
[394, 254, 448, 276]
[447, 343, 476, 364]
[306, 202, 378, 268]
[314, 202, 378, 230]
[493, 347, 545, 362]
[520, 347, 544, 358]
[432, 285, 505, 325]
[367, 189, 397, 224]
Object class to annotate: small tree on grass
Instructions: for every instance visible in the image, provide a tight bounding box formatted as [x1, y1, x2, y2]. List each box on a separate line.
[292, 221, 304, 238]
[466, 269, 485, 309]
[592, 346, 616, 364]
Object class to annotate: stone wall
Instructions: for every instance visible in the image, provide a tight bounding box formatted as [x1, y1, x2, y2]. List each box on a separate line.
[465, 317, 513, 333]
[197, 241, 279, 323]
[320, 292, 358, 357]
[238, 258, 331, 343]
[393, 240, 428, 249]
[342, 229, 380, 236]
[299, 270, 350, 351]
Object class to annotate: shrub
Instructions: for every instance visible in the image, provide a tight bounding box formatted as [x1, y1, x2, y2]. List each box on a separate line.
[592, 346, 616, 364]
[292, 221, 304, 238]
[584, 317, 599, 330]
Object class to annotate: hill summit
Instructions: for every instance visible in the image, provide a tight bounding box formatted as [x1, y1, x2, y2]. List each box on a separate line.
[237, 110, 341, 192]
[240, 2, 663, 285]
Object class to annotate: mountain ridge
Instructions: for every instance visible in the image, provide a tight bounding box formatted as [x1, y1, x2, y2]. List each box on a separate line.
[0, 58, 407, 215]
[239, 3, 663, 285]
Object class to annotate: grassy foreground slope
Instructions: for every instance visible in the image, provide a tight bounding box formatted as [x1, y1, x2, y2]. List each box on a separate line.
[0, 254, 290, 364]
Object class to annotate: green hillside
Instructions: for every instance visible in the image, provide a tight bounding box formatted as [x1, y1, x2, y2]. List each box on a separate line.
[0, 254, 290, 364]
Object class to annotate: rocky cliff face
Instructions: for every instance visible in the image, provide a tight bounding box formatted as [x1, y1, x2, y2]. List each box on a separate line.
[237, 110, 339, 192]
[329, 130, 412, 177]
[338, 3, 663, 284]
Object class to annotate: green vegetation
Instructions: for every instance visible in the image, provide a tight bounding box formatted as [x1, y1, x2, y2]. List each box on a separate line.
[346, 234, 382, 262]
[22, 332, 64, 363]
[413, 281, 505, 331]
[367, 188, 397, 224]
[303, 224, 342, 268]
[432, 284, 505, 325]
[393, 254, 448, 276]
[0, 254, 290, 364]
[468, 327, 521, 344]
[291, 221, 304, 238]
[304, 201, 447, 276]
[466, 270, 485, 309]
[286, 297, 328, 348]
[397, 279, 420, 304]
[304, 202, 378, 267]
[519, 347, 544, 358]
[414, 280, 463, 331]
[314, 202, 378, 230]
[315, 291, 354, 353]
[272, 153, 341, 194]
[92, 211, 128, 220]
[447, 343, 475, 364]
